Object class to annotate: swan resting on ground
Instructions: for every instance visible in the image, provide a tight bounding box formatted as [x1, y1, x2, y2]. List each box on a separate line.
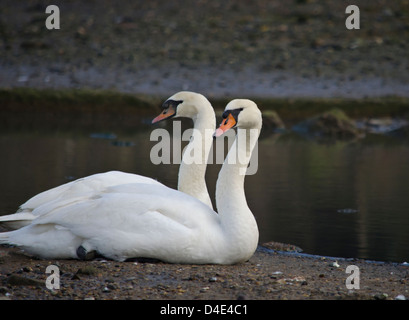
[0, 91, 215, 231]
[0, 99, 262, 264]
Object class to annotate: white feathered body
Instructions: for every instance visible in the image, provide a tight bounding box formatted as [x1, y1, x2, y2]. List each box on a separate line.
[0, 171, 160, 230]
[0, 181, 255, 264]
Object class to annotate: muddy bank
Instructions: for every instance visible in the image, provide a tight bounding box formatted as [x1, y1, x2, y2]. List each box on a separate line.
[1, 245, 408, 301]
[1, 0, 408, 98]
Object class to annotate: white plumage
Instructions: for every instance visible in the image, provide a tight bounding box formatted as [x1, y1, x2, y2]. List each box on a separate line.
[0, 91, 215, 230]
[0, 98, 261, 265]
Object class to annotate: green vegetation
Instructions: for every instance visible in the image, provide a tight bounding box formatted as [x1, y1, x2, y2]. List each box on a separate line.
[1, 88, 409, 122]
[0, 87, 160, 115]
[242, 96, 409, 121]
[0, 88, 164, 134]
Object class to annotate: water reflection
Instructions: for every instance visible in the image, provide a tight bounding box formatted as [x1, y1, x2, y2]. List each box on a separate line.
[1, 125, 408, 263]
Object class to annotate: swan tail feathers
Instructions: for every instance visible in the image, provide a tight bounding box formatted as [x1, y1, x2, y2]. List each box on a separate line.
[0, 213, 35, 230]
[0, 231, 13, 245]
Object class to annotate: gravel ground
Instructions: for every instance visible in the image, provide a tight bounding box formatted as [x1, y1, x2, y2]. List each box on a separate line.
[1, 245, 408, 301]
[1, 0, 409, 301]
[0, 0, 408, 98]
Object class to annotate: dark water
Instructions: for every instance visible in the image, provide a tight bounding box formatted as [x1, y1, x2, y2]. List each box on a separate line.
[1, 120, 409, 263]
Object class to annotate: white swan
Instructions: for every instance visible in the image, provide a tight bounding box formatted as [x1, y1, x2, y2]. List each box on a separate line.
[0, 91, 215, 230]
[152, 91, 215, 209]
[0, 99, 261, 264]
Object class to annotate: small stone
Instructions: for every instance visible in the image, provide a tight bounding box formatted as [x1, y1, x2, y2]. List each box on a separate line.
[0, 287, 8, 294]
[292, 109, 361, 140]
[22, 266, 33, 272]
[49, 289, 59, 296]
[374, 293, 388, 300]
[107, 284, 117, 290]
[330, 261, 340, 268]
[270, 272, 282, 279]
[395, 294, 406, 300]
[7, 274, 43, 287]
[292, 276, 306, 282]
[209, 277, 217, 282]
[71, 273, 81, 280]
[76, 266, 98, 276]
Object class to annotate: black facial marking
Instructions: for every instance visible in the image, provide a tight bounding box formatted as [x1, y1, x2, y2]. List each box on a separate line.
[222, 108, 243, 119]
[222, 108, 243, 126]
[162, 99, 183, 110]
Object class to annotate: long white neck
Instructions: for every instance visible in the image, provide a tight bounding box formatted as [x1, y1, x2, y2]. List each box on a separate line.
[215, 125, 261, 262]
[178, 107, 215, 209]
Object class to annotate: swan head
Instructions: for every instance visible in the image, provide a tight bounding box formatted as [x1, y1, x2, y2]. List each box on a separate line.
[213, 99, 262, 137]
[152, 91, 211, 124]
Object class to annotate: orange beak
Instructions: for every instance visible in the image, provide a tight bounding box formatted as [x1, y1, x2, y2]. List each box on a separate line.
[152, 107, 176, 124]
[213, 113, 237, 137]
